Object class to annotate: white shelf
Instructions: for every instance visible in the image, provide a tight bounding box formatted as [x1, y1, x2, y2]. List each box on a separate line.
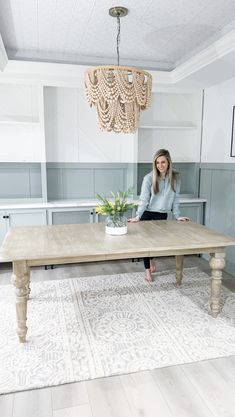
[138, 89, 202, 163]
[139, 123, 197, 130]
[0, 116, 39, 124]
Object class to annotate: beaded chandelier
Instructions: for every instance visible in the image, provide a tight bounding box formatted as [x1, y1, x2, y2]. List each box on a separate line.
[85, 7, 152, 134]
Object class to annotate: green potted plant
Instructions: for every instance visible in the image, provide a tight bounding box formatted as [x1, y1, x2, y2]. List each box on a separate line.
[96, 187, 137, 235]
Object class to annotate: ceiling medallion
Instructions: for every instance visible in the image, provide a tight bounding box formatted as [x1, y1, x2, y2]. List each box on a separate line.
[85, 7, 152, 134]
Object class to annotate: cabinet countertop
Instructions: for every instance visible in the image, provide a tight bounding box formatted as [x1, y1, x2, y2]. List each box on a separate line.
[0, 198, 207, 211]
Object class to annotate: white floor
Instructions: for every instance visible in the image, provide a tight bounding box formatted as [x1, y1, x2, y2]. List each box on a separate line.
[0, 256, 235, 417]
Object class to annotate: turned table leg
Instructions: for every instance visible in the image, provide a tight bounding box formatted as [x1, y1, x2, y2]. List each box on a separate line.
[175, 255, 184, 286]
[11, 261, 30, 343]
[209, 252, 225, 318]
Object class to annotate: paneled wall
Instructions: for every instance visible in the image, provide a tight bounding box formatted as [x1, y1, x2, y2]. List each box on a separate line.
[0, 83, 202, 203]
[201, 77, 235, 163]
[138, 163, 200, 196]
[0, 75, 235, 278]
[200, 164, 235, 276]
[0, 162, 200, 201]
[0, 163, 42, 199]
[200, 76, 235, 276]
[46, 163, 133, 199]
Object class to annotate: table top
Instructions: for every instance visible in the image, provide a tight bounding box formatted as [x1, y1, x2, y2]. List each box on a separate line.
[1, 220, 235, 265]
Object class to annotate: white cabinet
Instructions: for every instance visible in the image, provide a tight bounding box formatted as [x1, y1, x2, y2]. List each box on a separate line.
[138, 91, 203, 163]
[0, 209, 47, 246]
[47, 207, 95, 225]
[7, 209, 47, 228]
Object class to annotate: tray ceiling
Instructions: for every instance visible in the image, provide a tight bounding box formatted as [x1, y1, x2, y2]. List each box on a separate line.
[0, 0, 235, 72]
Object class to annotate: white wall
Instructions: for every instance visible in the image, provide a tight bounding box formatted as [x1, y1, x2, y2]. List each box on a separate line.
[44, 87, 79, 162]
[0, 84, 46, 162]
[201, 76, 235, 163]
[0, 81, 203, 164]
[44, 86, 137, 163]
[77, 91, 136, 163]
[0, 83, 137, 164]
[138, 91, 203, 162]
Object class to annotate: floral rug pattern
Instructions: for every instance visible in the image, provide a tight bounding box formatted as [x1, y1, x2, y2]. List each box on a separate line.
[0, 267, 235, 394]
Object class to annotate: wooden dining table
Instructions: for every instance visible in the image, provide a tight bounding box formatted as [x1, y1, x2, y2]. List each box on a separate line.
[0, 220, 235, 343]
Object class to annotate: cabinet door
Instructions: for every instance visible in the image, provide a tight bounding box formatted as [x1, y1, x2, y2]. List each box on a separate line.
[0, 209, 47, 247]
[0, 211, 8, 246]
[7, 209, 47, 228]
[47, 208, 94, 225]
[180, 203, 204, 224]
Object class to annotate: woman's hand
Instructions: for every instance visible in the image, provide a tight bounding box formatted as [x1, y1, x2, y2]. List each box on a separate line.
[177, 216, 190, 221]
[128, 216, 140, 223]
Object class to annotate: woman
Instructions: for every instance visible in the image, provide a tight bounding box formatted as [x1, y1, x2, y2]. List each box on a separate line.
[129, 148, 189, 282]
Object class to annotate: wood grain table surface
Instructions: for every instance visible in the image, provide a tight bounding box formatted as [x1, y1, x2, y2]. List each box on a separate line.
[1, 220, 235, 342]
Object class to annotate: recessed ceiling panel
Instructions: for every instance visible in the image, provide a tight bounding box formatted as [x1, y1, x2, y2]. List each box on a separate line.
[0, 0, 235, 70]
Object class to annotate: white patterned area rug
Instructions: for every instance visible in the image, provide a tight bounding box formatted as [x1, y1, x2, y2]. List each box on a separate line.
[1, 267, 235, 394]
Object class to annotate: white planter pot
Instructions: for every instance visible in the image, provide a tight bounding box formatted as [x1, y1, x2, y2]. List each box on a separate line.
[105, 214, 127, 235]
[105, 225, 127, 235]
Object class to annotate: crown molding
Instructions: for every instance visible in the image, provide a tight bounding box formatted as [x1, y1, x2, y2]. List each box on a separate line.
[0, 60, 172, 88]
[0, 34, 8, 71]
[172, 28, 235, 83]
[7, 48, 174, 72]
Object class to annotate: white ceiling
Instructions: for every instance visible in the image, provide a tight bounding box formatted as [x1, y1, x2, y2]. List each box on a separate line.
[1, 0, 235, 72]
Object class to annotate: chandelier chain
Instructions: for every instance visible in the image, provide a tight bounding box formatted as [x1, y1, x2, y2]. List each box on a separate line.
[84, 6, 152, 133]
[116, 15, 120, 66]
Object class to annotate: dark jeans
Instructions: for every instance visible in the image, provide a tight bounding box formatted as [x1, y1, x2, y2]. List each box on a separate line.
[140, 210, 168, 269]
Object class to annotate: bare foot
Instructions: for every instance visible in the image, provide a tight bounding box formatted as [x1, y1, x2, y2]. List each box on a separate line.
[145, 269, 153, 282]
[150, 260, 156, 273]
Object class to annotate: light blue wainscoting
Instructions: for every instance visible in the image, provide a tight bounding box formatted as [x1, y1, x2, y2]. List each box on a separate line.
[0, 163, 42, 201]
[200, 163, 235, 277]
[0, 162, 199, 202]
[46, 163, 136, 200]
[137, 163, 200, 196]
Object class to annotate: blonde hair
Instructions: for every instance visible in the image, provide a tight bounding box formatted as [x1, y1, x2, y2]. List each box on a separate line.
[152, 149, 179, 193]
